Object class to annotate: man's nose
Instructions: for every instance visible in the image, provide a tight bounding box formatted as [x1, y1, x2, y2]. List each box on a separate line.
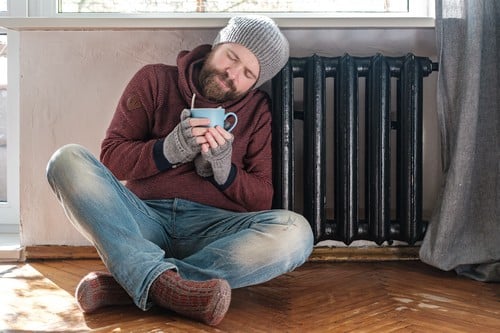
[226, 64, 242, 82]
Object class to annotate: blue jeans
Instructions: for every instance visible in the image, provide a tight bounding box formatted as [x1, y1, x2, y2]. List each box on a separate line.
[46, 144, 314, 310]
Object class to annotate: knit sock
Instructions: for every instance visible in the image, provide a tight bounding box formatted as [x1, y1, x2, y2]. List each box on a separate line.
[75, 271, 133, 313]
[149, 270, 231, 326]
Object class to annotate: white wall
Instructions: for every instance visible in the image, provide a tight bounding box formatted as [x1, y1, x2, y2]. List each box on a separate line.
[18, 28, 439, 246]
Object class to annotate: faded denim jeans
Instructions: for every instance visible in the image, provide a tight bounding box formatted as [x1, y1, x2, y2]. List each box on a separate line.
[46, 144, 314, 310]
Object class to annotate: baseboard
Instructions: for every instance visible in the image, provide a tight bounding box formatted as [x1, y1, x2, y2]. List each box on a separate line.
[309, 246, 420, 262]
[25, 245, 99, 260]
[25, 245, 420, 261]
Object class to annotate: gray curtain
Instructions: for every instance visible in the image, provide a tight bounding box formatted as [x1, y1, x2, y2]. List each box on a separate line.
[419, 0, 500, 282]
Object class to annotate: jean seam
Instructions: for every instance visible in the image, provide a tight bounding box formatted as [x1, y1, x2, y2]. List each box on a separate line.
[171, 198, 179, 237]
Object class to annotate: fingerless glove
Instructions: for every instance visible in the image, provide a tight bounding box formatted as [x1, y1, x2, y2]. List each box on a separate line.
[163, 109, 201, 165]
[194, 154, 213, 178]
[201, 136, 234, 185]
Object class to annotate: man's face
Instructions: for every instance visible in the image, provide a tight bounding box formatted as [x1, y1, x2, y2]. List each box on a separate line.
[199, 43, 260, 103]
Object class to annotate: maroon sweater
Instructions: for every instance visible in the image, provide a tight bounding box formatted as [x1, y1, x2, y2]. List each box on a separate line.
[100, 45, 274, 212]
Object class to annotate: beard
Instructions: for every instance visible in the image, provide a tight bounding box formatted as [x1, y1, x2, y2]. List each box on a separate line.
[198, 62, 242, 103]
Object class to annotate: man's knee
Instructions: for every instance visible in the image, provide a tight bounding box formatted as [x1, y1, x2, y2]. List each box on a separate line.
[46, 144, 92, 189]
[267, 210, 314, 259]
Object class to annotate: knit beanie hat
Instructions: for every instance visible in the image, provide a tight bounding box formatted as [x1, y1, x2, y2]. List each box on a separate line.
[213, 15, 290, 88]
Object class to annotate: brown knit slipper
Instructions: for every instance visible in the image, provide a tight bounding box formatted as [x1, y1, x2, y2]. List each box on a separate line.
[149, 270, 231, 326]
[75, 271, 133, 313]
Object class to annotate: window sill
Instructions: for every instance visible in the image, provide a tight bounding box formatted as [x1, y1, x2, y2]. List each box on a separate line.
[0, 16, 435, 31]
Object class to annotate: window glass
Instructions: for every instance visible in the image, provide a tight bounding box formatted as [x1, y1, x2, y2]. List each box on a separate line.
[58, 0, 410, 13]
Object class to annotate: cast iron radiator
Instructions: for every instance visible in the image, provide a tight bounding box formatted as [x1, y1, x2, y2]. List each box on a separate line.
[271, 54, 438, 245]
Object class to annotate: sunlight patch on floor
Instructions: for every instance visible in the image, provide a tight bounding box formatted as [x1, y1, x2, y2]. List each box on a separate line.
[0, 264, 89, 332]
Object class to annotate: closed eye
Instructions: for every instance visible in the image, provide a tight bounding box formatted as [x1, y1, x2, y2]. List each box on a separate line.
[244, 68, 257, 80]
[227, 49, 257, 81]
[227, 50, 237, 62]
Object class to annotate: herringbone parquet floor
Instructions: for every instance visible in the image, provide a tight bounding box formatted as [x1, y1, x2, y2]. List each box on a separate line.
[1, 259, 499, 332]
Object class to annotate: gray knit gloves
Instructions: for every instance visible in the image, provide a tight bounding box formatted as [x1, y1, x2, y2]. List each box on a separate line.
[164, 108, 233, 185]
[194, 136, 234, 185]
[163, 109, 201, 165]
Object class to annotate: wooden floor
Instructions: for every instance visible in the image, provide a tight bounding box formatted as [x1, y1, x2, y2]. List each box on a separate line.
[1, 259, 499, 332]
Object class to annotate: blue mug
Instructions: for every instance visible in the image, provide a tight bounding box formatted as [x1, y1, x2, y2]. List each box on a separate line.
[190, 108, 238, 132]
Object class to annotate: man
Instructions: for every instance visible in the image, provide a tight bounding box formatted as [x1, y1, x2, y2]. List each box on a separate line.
[46, 15, 313, 326]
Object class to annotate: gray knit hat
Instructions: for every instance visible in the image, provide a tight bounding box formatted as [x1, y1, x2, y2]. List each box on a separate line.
[213, 15, 289, 88]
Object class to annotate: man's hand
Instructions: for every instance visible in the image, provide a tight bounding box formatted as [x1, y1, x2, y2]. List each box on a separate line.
[194, 154, 213, 178]
[199, 126, 234, 185]
[163, 109, 210, 165]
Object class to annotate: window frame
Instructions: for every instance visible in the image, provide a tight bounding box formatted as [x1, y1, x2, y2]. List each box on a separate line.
[1, 0, 435, 30]
[54, 0, 433, 17]
[0, 0, 23, 233]
[0, 28, 19, 232]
